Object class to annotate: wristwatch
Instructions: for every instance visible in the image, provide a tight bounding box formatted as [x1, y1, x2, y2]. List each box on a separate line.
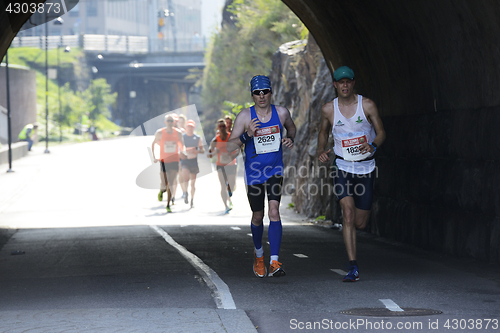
[370, 142, 377, 148]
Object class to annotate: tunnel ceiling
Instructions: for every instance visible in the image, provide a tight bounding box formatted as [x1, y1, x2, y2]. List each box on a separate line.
[281, 0, 500, 118]
[2, 0, 500, 118]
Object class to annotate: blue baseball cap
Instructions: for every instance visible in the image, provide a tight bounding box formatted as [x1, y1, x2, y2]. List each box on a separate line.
[250, 75, 272, 94]
[333, 66, 355, 81]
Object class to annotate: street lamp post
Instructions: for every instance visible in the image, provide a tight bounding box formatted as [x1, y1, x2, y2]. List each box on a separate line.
[44, 16, 64, 152]
[57, 44, 70, 143]
[5, 45, 14, 173]
[44, 11, 49, 153]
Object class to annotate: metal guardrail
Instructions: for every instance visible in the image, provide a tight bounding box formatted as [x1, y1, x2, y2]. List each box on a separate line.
[10, 34, 204, 54]
[11, 34, 148, 53]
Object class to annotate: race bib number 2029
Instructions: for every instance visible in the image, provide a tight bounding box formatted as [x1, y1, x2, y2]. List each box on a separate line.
[254, 125, 281, 154]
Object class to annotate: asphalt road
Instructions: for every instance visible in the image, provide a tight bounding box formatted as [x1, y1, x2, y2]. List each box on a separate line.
[1, 136, 499, 333]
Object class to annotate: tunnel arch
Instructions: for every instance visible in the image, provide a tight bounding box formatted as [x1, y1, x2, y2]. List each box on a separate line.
[1, 0, 500, 261]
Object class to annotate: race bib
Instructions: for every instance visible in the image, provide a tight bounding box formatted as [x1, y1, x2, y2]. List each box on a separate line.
[164, 141, 177, 153]
[254, 125, 281, 154]
[341, 135, 369, 161]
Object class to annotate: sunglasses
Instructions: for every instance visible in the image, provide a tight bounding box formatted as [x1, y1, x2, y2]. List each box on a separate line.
[252, 89, 271, 96]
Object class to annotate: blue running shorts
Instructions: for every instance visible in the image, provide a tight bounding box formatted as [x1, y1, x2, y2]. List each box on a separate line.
[333, 169, 375, 210]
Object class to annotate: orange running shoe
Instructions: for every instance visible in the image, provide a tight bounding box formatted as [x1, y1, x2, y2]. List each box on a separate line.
[253, 252, 266, 278]
[268, 260, 286, 277]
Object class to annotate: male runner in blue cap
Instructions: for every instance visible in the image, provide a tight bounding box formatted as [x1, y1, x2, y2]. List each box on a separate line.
[227, 75, 296, 278]
[317, 66, 386, 282]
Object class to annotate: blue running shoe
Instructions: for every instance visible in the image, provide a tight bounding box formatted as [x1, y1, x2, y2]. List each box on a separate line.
[343, 265, 359, 282]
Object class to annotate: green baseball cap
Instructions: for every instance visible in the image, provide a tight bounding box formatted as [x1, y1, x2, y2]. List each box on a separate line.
[333, 66, 355, 81]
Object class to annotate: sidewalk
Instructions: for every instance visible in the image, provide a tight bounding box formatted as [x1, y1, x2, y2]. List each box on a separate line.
[0, 308, 257, 333]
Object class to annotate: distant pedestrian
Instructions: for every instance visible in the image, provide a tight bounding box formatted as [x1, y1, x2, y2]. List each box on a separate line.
[208, 119, 237, 214]
[225, 115, 233, 132]
[152, 114, 186, 213]
[18, 123, 38, 151]
[227, 75, 296, 278]
[180, 120, 204, 208]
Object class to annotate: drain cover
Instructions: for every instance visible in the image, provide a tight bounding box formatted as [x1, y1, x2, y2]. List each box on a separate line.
[340, 308, 442, 317]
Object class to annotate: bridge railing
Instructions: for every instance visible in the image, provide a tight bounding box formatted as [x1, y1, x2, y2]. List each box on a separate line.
[10, 34, 205, 54]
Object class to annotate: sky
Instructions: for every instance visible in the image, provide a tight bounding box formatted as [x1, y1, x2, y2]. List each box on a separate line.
[200, 0, 226, 39]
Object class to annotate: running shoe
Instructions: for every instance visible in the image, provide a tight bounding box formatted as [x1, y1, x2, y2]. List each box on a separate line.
[171, 197, 175, 205]
[342, 265, 359, 282]
[158, 190, 163, 201]
[268, 260, 286, 277]
[166, 205, 172, 213]
[184, 192, 189, 204]
[190, 199, 194, 208]
[228, 189, 233, 198]
[229, 202, 233, 210]
[253, 252, 266, 278]
[224, 207, 231, 214]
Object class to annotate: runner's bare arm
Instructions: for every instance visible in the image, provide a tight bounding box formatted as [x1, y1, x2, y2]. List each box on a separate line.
[197, 138, 205, 154]
[318, 102, 333, 162]
[227, 109, 260, 154]
[280, 107, 296, 149]
[207, 138, 217, 158]
[152, 130, 162, 162]
[178, 130, 187, 159]
[359, 98, 386, 154]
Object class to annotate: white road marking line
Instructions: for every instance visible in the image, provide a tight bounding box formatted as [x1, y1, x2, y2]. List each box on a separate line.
[331, 269, 347, 276]
[61, 0, 68, 14]
[150, 225, 236, 310]
[247, 233, 252, 237]
[231, 227, 241, 230]
[379, 299, 404, 312]
[293, 254, 309, 258]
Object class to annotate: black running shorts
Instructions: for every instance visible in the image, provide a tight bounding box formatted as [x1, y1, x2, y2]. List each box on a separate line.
[246, 174, 283, 212]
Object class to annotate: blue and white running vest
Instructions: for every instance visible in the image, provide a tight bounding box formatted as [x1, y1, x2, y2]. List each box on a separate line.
[244, 105, 284, 185]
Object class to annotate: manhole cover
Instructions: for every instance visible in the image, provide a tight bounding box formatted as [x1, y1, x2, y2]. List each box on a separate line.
[340, 308, 442, 317]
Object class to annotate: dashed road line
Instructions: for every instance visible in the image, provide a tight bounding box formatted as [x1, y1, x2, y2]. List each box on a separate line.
[150, 225, 236, 310]
[231, 227, 241, 230]
[293, 254, 309, 258]
[379, 299, 404, 312]
[331, 269, 347, 276]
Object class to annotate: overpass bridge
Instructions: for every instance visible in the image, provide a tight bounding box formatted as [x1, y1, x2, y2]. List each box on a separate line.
[11, 34, 205, 128]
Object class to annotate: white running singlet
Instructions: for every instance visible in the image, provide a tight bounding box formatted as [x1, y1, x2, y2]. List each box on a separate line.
[332, 94, 376, 175]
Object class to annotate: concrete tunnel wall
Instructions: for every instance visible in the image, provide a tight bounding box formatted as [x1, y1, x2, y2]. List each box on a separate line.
[0, 0, 499, 262]
[282, 0, 500, 262]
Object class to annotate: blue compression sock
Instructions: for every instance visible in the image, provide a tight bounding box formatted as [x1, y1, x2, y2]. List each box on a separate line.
[268, 220, 282, 257]
[250, 222, 264, 250]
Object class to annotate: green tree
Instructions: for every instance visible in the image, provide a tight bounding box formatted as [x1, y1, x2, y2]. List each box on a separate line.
[201, 0, 307, 127]
[80, 79, 117, 126]
[59, 82, 85, 128]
